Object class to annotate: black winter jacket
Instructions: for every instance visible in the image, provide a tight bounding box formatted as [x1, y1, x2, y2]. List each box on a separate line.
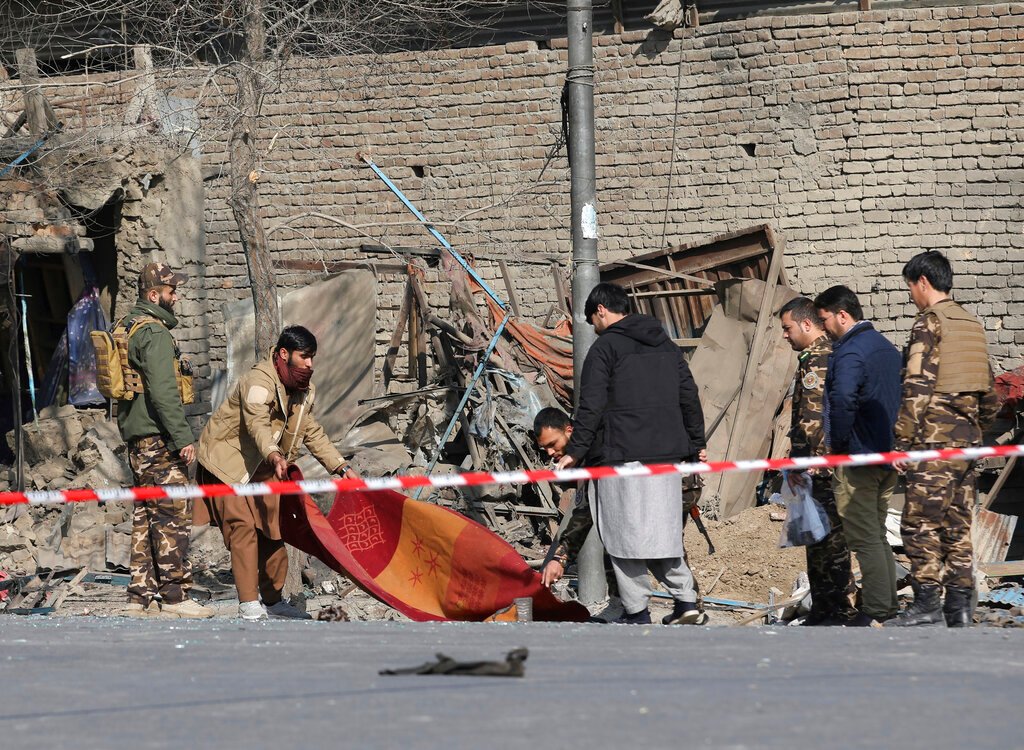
[564, 314, 706, 465]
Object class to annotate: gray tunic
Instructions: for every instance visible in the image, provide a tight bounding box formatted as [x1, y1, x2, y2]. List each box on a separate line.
[589, 465, 684, 559]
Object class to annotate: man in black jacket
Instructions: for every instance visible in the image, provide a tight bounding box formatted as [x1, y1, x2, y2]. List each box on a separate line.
[557, 283, 707, 625]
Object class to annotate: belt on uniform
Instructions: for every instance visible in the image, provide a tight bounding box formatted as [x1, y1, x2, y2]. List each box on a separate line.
[128, 435, 169, 449]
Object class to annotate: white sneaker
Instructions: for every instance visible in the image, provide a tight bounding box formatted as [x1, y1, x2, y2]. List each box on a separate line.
[266, 599, 312, 620]
[239, 600, 268, 621]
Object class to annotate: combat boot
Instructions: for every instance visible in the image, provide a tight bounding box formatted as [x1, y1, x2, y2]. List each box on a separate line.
[884, 582, 943, 627]
[943, 585, 974, 628]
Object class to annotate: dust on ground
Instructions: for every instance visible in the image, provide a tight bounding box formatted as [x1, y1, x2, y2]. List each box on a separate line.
[685, 504, 806, 606]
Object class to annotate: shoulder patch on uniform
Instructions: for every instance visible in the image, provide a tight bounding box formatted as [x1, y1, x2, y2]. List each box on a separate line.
[906, 342, 926, 376]
[802, 371, 821, 390]
[246, 384, 271, 405]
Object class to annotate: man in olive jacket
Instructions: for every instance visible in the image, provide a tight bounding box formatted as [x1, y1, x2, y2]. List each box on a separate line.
[119, 262, 213, 619]
[196, 325, 355, 621]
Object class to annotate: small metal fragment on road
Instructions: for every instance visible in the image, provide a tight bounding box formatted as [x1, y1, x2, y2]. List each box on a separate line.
[380, 648, 528, 677]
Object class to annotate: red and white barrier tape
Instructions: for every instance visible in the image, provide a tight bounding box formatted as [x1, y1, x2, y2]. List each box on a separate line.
[3, 444, 1022, 507]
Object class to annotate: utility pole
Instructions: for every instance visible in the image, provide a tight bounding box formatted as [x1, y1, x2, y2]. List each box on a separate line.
[567, 0, 606, 607]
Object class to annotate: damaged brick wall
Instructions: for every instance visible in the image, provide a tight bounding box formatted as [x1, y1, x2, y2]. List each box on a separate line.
[4, 3, 1022, 419]
[200, 3, 1024, 378]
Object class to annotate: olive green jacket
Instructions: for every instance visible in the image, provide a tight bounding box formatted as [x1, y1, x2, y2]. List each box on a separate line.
[116, 301, 194, 451]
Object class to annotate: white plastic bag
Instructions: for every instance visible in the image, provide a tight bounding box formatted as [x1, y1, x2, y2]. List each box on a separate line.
[776, 471, 831, 548]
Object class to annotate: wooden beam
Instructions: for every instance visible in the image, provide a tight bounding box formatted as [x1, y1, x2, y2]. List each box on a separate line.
[498, 260, 521, 317]
[123, 45, 157, 126]
[272, 259, 406, 275]
[15, 48, 54, 135]
[982, 455, 1017, 510]
[12, 236, 94, 254]
[611, 259, 715, 287]
[359, 244, 560, 266]
[719, 227, 786, 468]
[979, 560, 1024, 578]
[631, 287, 717, 299]
[859, 0, 871, 10]
[382, 280, 412, 389]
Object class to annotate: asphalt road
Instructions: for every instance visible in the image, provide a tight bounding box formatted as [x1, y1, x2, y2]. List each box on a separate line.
[0, 618, 1019, 749]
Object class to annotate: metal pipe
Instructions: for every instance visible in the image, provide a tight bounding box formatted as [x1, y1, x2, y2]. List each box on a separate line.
[360, 155, 507, 311]
[415, 313, 512, 499]
[16, 270, 37, 423]
[567, 0, 605, 607]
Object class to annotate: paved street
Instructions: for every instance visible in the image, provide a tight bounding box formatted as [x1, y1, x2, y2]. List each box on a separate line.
[0, 618, 1020, 749]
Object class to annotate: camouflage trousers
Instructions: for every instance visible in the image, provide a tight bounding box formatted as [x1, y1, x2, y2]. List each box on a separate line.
[127, 436, 193, 606]
[902, 459, 976, 589]
[806, 475, 858, 619]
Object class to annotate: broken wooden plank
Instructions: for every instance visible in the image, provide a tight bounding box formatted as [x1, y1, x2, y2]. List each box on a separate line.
[979, 560, 1024, 578]
[498, 260, 521, 317]
[12, 235, 94, 254]
[610, 259, 715, 288]
[982, 456, 1017, 510]
[383, 280, 412, 388]
[273, 259, 407, 275]
[15, 48, 55, 135]
[50, 568, 88, 613]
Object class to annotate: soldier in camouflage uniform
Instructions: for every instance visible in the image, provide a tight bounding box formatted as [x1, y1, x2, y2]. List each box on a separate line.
[117, 263, 213, 619]
[888, 251, 1000, 628]
[780, 297, 867, 626]
[534, 408, 708, 625]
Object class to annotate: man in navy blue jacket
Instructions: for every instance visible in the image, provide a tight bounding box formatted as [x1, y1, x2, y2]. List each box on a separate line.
[814, 285, 903, 623]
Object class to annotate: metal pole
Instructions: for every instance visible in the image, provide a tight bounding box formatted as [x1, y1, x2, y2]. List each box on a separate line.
[567, 0, 606, 606]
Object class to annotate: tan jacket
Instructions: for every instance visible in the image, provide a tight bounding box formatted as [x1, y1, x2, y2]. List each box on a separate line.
[197, 356, 345, 484]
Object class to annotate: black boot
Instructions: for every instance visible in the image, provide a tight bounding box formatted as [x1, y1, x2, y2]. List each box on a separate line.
[943, 585, 974, 628]
[884, 582, 944, 627]
[612, 607, 652, 625]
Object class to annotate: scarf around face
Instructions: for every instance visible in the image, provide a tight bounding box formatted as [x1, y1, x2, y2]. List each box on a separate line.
[274, 352, 313, 391]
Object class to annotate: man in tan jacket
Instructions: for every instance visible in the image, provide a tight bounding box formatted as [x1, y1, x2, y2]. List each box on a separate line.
[196, 325, 355, 620]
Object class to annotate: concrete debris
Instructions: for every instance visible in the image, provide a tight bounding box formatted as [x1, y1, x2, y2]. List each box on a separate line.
[1, 407, 133, 581]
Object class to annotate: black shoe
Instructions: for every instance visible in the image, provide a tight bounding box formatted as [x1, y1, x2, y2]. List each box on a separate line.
[613, 608, 652, 625]
[943, 585, 974, 628]
[798, 610, 831, 627]
[884, 583, 944, 627]
[662, 600, 701, 625]
[832, 611, 878, 627]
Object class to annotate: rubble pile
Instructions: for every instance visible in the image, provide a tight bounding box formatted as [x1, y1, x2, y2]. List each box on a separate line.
[1, 405, 134, 576]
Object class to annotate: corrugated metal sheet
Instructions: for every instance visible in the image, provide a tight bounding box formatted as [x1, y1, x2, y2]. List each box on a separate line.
[974, 507, 1018, 566]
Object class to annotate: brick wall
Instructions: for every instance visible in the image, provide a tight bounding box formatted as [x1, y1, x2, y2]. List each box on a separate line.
[206, 3, 1023, 379]
[6, 3, 1023, 416]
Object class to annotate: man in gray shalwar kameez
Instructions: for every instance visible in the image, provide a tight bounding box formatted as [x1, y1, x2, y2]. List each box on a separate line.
[557, 283, 707, 625]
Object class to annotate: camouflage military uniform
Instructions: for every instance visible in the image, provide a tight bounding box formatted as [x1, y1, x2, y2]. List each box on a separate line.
[118, 263, 196, 608]
[790, 335, 858, 621]
[127, 436, 193, 605]
[894, 308, 1000, 590]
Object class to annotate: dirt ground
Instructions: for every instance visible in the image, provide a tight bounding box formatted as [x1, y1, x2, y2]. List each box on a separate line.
[685, 503, 806, 607]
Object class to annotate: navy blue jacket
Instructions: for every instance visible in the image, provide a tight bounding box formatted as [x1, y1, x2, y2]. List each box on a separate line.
[823, 321, 902, 454]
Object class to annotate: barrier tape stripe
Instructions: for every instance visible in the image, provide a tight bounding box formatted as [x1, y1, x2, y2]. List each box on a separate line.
[4, 444, 1023, 507]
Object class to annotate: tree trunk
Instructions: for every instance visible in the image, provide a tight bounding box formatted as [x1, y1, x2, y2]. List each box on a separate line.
[228, 1, 280, 358]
